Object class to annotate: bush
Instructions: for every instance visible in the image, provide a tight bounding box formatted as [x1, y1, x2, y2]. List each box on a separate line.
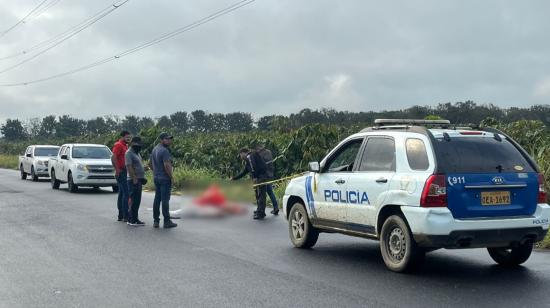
[0, 155, 19, 170]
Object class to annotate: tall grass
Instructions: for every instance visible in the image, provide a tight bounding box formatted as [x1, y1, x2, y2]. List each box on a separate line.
[0, 155, 19, 170]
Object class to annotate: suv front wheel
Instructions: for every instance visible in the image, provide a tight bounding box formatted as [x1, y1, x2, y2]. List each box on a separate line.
[380, 215, 425, 273]
[487, 243, 533, 267]
[288, 202, 319, 249]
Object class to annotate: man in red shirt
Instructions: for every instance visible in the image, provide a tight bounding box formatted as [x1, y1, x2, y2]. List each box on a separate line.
[111, 130, 132, 221]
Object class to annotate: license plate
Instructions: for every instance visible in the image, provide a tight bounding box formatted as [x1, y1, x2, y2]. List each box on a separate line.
[481, 191, 511, 206]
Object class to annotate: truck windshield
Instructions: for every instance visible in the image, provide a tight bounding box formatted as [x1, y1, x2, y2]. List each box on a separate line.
[433, 137, 535, 173]
[34, 148, 59, 157]
[72, 147, 112, 159]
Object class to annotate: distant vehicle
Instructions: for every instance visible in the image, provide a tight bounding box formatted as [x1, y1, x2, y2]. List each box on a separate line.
[48, 144, 118, 193]
[19, 145, 60, 181]
[283, 119, 549, 272]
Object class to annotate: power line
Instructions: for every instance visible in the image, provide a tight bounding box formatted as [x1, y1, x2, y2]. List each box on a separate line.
[0, 0, 256, 87]
[30, 0, 63, 20]
[0, 0, 131, 75]
[0, 3, 118, 61]
[0, 0, 49, 39]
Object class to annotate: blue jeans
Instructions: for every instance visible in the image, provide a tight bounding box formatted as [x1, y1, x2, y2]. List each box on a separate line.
[116, 170, 129, 219]
[128, 180, 143, 223]
[266, 184, 278, 211]
[153, 178, 171, 222]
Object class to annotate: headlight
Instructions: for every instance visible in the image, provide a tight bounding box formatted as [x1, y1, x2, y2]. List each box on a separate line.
[77, 164, 89, 172]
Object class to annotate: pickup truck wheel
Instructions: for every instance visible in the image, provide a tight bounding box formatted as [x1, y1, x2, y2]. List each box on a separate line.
[487, 243, 533, 267]
[31, 167, 39, 182]
[51, 170, 60, 189]
[288, 202, 319, 248]
[380, 215, 425, 273]
[20, 165, 27, 180]
[68, 173, 78, 193]
[112, 185, 119, 193]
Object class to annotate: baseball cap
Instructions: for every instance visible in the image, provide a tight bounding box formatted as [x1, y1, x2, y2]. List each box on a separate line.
[159, 132, 173, 140]
[131, 136, 144, 146]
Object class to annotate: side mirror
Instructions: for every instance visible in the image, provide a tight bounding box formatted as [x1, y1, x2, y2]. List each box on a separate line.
[26, 153, 32, 158]
[61, 154, 68, 160]
[308, 161, 320, 173]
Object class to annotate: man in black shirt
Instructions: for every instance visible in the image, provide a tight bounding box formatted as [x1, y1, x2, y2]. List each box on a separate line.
[232, 148, 269, 220]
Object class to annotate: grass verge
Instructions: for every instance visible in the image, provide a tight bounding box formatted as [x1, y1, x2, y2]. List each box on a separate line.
[0, 155, 19, 170]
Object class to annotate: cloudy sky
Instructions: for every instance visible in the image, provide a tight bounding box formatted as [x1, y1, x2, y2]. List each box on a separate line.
[0, 0, 549, 122]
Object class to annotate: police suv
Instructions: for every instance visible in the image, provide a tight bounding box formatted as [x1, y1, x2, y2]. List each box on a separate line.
[283, 119, 549, 272]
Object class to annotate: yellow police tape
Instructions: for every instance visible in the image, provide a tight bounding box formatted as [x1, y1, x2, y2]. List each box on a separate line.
[252, 172, 308, 188]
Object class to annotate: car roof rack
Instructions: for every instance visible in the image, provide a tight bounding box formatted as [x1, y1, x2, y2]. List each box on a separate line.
[374, 119, 451, 127]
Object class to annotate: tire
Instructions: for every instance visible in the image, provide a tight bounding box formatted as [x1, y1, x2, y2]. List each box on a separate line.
[51, 170, 60, 190]
[68, 172, 78, 193]
[31, 166, 39, 182]
[20, 165, 27, 180]
[380, 215, 425, 273]
[288, 202, 319, 248]
[112, 185, 119, 193]
[487, 243, 533, 267]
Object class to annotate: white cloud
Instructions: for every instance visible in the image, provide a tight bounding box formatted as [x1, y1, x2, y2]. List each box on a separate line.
[534, 77, 550, 98]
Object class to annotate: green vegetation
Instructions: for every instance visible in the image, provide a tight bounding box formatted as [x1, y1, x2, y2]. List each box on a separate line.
[0, 155, 18, 170]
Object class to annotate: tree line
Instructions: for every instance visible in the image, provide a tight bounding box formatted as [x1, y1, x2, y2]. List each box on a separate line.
[1, 101, 549, 141]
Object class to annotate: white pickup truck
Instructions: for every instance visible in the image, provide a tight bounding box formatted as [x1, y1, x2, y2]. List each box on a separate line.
[19, 145, 60, 181]
[48, 143, 118, 193]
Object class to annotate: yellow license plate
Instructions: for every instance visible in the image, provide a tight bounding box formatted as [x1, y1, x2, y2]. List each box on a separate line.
[481, 191, 511, 206]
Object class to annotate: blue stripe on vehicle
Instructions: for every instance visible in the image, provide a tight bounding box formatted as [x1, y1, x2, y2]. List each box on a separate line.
[305, 176, 316, 218]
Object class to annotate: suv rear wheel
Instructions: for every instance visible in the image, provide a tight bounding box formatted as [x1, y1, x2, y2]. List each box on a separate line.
[487, 243, 533, 267]
[289, 202, 319, 248]
[380, 215, 425, 273]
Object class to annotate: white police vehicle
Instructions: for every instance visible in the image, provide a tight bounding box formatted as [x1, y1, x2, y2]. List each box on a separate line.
[283, 119, 550, 272]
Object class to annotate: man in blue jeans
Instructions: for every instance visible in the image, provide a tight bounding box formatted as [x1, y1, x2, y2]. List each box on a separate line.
[150, 132, 177, 229]
[111, 130, 131, 222]
[256, 145, 279, 215]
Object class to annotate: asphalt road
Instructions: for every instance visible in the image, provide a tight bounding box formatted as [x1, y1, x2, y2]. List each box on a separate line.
[1, 169, 550, 308]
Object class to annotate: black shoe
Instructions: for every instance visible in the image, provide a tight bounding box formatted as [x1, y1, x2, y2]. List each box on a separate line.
[164, 221, 178, 229]
[253, 213, 266, 220]
[169, 216, 181, 220]
[134, 219, 145, 226]
[271, 209, 279, 216]
[153, 221, 159, 228]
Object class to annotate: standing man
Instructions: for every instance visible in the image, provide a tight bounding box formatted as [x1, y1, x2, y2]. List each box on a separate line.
[232, 148, 269, 220]
[150, 132, 178, 229]
[255, 144, 279, 215]
[126, 136, 146, 226]
[112, 130, 131, 222]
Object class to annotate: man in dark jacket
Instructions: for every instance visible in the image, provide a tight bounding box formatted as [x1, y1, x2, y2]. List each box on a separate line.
[232, 148, 269, 220]
[255, 145, 279, 215]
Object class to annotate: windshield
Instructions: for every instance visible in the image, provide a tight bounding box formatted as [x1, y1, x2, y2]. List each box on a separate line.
[34, 147, 59, 157]
[72, 146, 112, 159]
[433, 137, 535, 173]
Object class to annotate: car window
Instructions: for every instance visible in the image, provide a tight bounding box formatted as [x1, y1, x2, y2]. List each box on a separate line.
[358, 137, 396, 172]
[324, 139, 363, 172]
[406, 138, 429, 171]
[434, 137, 535, 173]
[34, 147, 59, 157]
[72, 146, 112, 159]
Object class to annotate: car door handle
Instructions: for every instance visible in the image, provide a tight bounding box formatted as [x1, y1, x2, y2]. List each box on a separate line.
[376, 178, 388, 183]
[335, 179, 346, 185]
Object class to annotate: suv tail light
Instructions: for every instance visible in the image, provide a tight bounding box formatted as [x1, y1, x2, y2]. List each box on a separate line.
[421, 174, 447, 207]
[538, 173, 547, 203]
